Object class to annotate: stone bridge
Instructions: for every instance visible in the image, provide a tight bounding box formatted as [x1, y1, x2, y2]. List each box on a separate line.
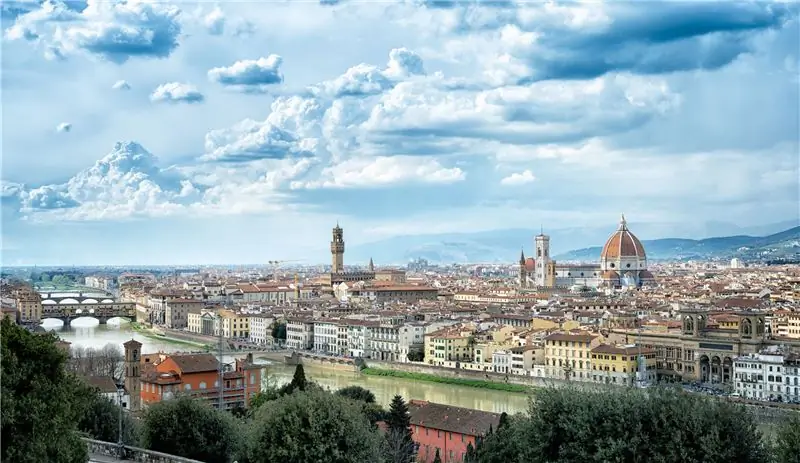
[42, 302, 136, 326]
[84, 438, 205, 463]
[41, 292, 116, 304]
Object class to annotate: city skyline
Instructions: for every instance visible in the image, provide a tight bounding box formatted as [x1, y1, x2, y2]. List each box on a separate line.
[2, 1, 799, 266]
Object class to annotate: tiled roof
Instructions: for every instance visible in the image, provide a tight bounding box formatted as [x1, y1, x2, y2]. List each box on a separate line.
[409, 400, 501, 437]
[170, 353, 219, 374]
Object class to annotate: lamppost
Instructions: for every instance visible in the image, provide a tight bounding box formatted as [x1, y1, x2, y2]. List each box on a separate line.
[117, 386, 124, 458]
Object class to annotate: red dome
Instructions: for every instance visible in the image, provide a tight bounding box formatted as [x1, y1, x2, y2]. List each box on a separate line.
[601, 214, 646, 260]
[524, 257, 535, 272]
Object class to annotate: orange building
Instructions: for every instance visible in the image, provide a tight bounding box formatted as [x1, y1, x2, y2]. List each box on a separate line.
[409, 400, 501, 463]
[140, 353, 262, 410]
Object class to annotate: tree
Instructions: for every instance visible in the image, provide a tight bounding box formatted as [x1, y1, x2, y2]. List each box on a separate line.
[246, 389, 383, 463]
[406, 351, 424, 362]
[432, 448, 442, 463]
[464, 442, 478, 463]
[337, 385, 376, 404]
[385, 395, 415, 463]
[68, 344, 123, 380]
[1, 318, 89, 463]
[271, 322, 287, 342]
[141, 396, 241, 463]
[773, 413, 800, 462]
[279, 364, 308, 395]
[78, 391, 139, 445]
[479, 386, 771, 463]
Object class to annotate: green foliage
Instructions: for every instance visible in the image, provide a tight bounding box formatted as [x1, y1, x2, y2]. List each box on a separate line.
[246, 389, 383, 463]
[361, 368, 531, 393]
[432, 447, 442, 463]
[773, 413, 800, 463]
[271, 322, 287, 341]
[141, 396, 241, 463]
[279, 364, 310, 395]
[77, 391, 139, 445]
[337, 385, 377, 404]
[385, 395, 416, 463]
[406, 351, 424, 362]
[479, 386, 771, 463]
[249, 386, 282, 411]
[1, 318, 89, 463]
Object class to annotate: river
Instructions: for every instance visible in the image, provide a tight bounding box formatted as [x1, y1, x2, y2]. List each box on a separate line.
[42, 319, 531, 415]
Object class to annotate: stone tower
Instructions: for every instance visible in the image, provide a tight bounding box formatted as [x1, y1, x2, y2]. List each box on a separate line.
[518, 249, 527, 288]
[123, 339, 142, 412]
[368, 257, 375, 272]
[534, 233, 550, 287]
[331, 223, 345, 273]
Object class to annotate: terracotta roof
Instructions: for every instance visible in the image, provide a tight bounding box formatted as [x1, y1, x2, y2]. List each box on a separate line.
[544, 332, 599, 343]
[170, 353, 219, 374]
[600, 215, 646, 260]
[83, 375, 118, 393]
[408, 400, 501, 437]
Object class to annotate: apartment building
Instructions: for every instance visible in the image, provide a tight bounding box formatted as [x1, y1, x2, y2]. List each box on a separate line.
[164, 299, 204, 329]
[314, 320, 340, 354]
[187, 311, 216, 336]
[286, 318, 314, 350]
[733, 350, 800, 402]
[216, 310, 250, 339]
[398, 322, 426, 362]
[425, 326, 474, 366]
[15, 289, 42, 324]
[248, 315, 274, 345]
[543, 332, 603, 381]
[509, 345, 541, 376]
[409, 400, 501, 463]
[590, 344, 657, 386]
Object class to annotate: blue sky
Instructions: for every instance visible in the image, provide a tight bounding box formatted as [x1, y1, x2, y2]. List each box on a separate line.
[1, 0, 798, 266]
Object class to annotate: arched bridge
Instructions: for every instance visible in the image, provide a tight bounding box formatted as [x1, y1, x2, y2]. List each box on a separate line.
[40, 292, 116, 305]
[42, 302, 136, 326]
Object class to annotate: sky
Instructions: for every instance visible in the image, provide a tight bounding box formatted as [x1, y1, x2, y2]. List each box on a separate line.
[1, 0, 799, 266]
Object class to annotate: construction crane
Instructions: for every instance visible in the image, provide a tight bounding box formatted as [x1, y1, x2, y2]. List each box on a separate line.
[267, 260, 301, 282]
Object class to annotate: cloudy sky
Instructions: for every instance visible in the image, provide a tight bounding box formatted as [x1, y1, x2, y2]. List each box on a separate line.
[1, 0, 798, 266]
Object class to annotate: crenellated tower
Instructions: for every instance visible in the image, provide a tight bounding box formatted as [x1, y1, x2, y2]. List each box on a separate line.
[518, 249, 527, 288]
[331, 223, 345, 273]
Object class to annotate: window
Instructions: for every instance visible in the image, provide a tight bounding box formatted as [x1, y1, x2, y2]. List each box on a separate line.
[184, 384, 192, 391]
[199, 381, 207, 389]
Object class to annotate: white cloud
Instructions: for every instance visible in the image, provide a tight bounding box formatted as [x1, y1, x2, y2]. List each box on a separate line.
[207, 56, 284, 92]
[112, 80, 131, 91]
[7, 0, 184, 63]
[500, 170, 535, 186]
[150, 82, 204, 104]
[293, 156, 465, 189]
[203, 6, 226, 35]
[56, 122, 72, 133]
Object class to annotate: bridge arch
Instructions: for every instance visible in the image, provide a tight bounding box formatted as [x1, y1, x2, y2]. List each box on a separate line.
[59, 298, 80, 304]
[81, 298, 100, 304]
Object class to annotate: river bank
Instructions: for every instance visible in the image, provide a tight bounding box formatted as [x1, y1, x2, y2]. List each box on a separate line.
[362, 368, 531, 393]
[130, 323, 210, 350]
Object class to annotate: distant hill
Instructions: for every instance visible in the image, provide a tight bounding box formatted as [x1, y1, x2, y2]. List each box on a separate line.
[555, 226, 800, 262]
[345, 221, 799, 265]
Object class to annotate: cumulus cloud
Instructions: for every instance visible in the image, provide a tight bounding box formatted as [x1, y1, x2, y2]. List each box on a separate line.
[293, 156, 464, 189]
[310, 47, 426, 98]
[203, 6, 225, 35]
[207, 55, 284, 93]
[56, 122, 72, 133]
[150, 82, 204, 104]
[112, 80, 131, 91]
[500, 170, 535, 186]
[6, 0, 182, 63]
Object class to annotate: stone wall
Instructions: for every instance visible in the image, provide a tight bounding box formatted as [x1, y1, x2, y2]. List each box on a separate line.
[364, 359, 606, 391]
[288, 352, 359, 372]
[83, 438, 205, 463]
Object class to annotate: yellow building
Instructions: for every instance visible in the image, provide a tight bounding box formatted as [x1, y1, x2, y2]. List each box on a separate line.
[15, 289, 42, 324]
[217, 310, 250, 339]
[530, 317, 559, 330]
[544, 332, 603, 381]
[424, 326, 474, 366]
[590, 344, 657, 386]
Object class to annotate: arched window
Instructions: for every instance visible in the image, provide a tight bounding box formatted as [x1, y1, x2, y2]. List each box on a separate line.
[199, 381, 207, 389]
[184, 383, 192, 391]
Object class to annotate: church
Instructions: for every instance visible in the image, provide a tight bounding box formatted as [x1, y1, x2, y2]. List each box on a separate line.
[518, 215, 656, 290]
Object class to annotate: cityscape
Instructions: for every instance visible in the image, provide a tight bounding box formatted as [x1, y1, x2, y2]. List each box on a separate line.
[2, 1, 800, 463]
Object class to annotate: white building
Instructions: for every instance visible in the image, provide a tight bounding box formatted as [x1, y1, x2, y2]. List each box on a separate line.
[248, 315, 274, 345]
[346, 322, 371, 358]
[730, 258, 745, 269]
[398, 323, 426, 362]
[733, 351, 788, 401]
[492, 350, 512, 374]
[314, 320, 340, 354]
[286, 318, 314, 350]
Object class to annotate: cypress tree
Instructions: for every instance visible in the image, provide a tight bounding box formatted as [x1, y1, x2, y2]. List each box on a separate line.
[432, 448, 442, 463]
[386, 395, 415, 462]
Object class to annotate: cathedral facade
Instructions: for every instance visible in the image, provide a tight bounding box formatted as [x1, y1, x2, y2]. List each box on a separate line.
[519, 215, 655, 290]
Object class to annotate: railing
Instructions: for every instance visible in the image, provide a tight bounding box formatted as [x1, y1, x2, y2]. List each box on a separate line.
[83, 438, 206, 463]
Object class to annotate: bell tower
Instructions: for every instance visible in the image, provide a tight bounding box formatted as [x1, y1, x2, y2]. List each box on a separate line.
[331, 223, 345, 273]
[518, 249, 527, 288]
[534, 232, 550, 287]
[123, 339, 142, 412]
